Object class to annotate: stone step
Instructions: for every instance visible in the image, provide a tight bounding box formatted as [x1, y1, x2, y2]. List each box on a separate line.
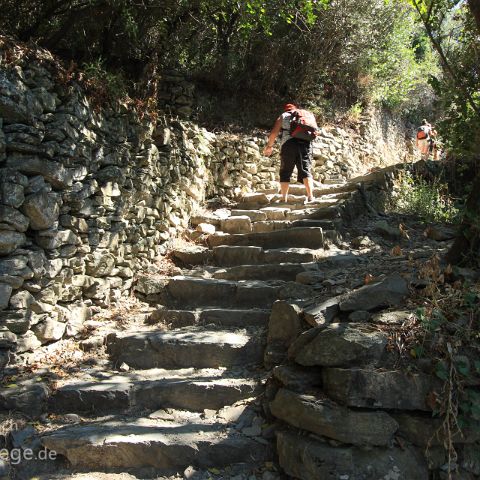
[149, 307, 270, 328]
[136, 274, 316, 308]
[50, 367, 265, 414]
[106, 325, 266, 369]
[260, 183, 357, 196]
[207, 227, 325, 249]
[212, 263, 314, 281]
[41, 411, 272, 474]
[291, 218, 342, 229]
[212, 246, 325, 266]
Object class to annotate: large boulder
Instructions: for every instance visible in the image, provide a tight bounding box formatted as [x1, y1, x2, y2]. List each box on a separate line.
[339, 273, 409, 311]
[303, 296, 340, 327]
[0, 379, 48, 417]
[0, 169, 28, 208]
[277, 430, 428, 480]
[267, 300, 303, 347]
[294, 323, 387, 367]
[32, 318, 66, 344]
[270, 388, 398, 446]
[21, 190, 60, 230]
[0, 230, 26, 255]
[0, 205, 29, 232]
[322, 368, 442, 411]
[6, 155, 73, 189]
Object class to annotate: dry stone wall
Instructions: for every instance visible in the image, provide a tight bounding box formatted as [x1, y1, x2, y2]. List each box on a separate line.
[0, 51, 413, 366]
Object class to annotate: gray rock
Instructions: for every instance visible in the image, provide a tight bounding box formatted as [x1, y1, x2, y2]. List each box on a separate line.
[213, 246, 264, 267]
[371, 309, 411, 325]
[425, 225, 456, 241]
[0, 205, 29, 232]
[134, 275, 170, 295]
[347, 310, 371, 322]
[295, 323, 387, 367]
[273, 365, 321, 392]
[0, 328, 17, 349]
[8, 290, 35, 310]
[303, 297, 340, 327]
[394, 413, 480, 447]
[41, 416, 270, 471]
[65, 302, 90, 337]
[339, 273, 409, 311]
[0, 309, 32, 334]
[85, 251, 116, 276]
[0, 379, 48, 417]
[16, 331, 42, 353]
[172, 246, 212, 265]
[277, 430, 428, 480]
[322, 368, 442, 411]
[0, 284, 12, 311]
[0, 169, 27, 208]
[32, 318, 66, 344]
[107, 326, 265, 369]
[21, 190, 60, 230]
[0, 256, 33, 279]
[6, 155, 73, 189]
[221, 216, 252, 234]
[374, 220, 402, 239]
[0, 230, 26, 255]
[270, 388, 398, 446]
[35, 229, 78, 250]
[267, 300, 302, 347]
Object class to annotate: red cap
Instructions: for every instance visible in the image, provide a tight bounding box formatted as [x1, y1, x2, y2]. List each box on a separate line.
[284, 103, 296, 111]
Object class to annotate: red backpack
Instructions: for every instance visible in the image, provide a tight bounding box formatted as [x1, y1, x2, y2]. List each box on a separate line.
[289, 109, 318, 141]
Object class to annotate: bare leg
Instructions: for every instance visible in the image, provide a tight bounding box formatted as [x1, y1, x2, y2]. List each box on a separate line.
[303, 177, 314, 201]
[280, 182, 289, 202]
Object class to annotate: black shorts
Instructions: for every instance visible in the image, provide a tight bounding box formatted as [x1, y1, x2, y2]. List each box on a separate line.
[279, 138, 313, 183]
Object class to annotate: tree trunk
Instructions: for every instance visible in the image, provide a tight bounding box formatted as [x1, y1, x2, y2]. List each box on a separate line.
[445, 170, 480, 266]
[468, 0, 480, 32]
[445, 1, 480, 266]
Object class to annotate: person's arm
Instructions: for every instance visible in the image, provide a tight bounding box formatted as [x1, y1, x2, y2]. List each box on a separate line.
[263, 116, 282, 157]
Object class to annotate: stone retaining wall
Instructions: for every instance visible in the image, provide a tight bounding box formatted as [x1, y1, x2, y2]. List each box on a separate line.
[0, 47, 413, 364]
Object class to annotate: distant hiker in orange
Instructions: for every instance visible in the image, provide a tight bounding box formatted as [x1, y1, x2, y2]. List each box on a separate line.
[416, 119, 432, 160]
[263, 103, 318, 204]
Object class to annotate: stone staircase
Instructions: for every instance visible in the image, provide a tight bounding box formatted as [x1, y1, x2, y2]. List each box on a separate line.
[28, 181, 365, 478]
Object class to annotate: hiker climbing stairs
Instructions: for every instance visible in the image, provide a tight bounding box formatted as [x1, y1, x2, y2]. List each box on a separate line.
[32, 180, 360, 478]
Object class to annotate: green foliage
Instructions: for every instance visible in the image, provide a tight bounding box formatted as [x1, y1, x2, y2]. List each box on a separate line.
[394, 170, 461, 223]
[0, 0, 439, 117]
[365, 8, 439, 111]
[81, 58, 128, 103]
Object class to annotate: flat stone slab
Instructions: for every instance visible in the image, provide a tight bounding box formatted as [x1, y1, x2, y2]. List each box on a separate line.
[303, 296, 341, 327]
[230, 209, 268, 221]
[207, 227, 325, 249]
[163, 276, 283, 308]
[213, 263, 306, 281]
[50, 367, 264, 413]
[322, 368, 443, 411]
[277, 430, 428, 480]
[199, 308, 270, 327]
[263, 248, 324, 264]
[213, 245, 264, 266]
[252, 220, 292, 233]
[220, 216, 252, 234]
[150, 308, 270, 328]
[106, 326, 265, 369]
[339, 273, 409, 312]
[270, 388, 398, 446]
[167, 276, 238, 307]
[258, 207, 289, 220]
[41, 415, 271, 472]
[171, 246, 212, 265]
